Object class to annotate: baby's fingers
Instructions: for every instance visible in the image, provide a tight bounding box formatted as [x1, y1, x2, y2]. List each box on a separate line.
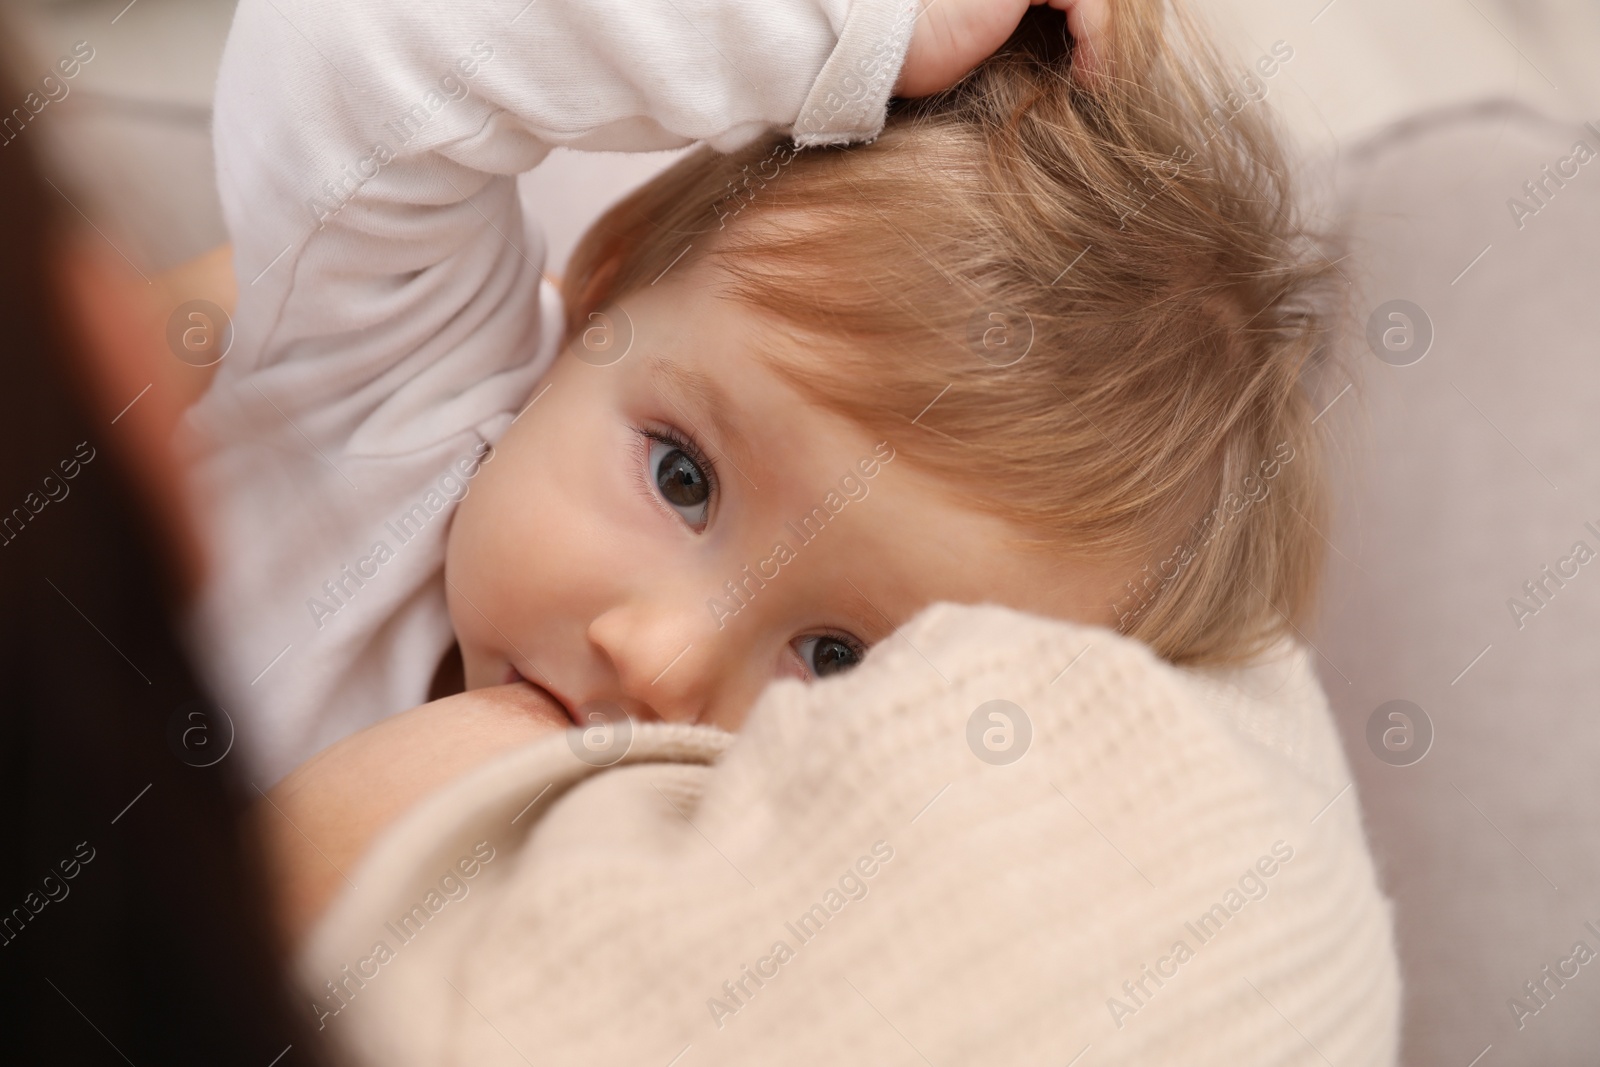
[896, 0, 1110, 98]
[1033, 0, 1110, 83]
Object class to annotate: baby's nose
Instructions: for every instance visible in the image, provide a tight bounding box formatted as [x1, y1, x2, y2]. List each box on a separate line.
[586, 603, 712, 725]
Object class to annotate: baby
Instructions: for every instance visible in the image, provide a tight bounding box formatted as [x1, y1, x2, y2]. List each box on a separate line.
[197, 0, 1336, 941]
[446, 4, 1329, 729]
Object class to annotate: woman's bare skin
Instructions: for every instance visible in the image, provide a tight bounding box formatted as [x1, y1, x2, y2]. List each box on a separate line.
[252, 680, 569, 947]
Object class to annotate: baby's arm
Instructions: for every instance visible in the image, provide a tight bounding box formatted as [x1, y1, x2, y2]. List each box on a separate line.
[204, 0, 923, 439]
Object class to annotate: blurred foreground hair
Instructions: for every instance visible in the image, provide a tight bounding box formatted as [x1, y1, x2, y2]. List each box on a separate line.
[0, 27, 326, 1065]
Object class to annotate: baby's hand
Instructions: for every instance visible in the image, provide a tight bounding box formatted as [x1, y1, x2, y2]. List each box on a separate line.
[894, 0, 1109, 97]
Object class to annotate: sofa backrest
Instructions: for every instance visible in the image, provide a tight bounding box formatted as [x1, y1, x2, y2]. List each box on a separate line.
[1320, 98, 1600, 1063]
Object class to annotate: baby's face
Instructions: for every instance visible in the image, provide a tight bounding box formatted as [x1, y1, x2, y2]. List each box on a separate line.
[444, 268, 1121, 731]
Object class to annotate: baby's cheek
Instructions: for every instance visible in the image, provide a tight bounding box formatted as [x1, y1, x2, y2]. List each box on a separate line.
[445, 467, 529, 658]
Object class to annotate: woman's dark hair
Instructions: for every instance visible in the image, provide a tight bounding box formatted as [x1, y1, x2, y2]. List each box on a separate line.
[0, 54, 326, 1066]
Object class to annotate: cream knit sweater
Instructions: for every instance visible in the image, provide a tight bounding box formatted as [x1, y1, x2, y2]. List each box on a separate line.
[301, 601, 1400, 1065]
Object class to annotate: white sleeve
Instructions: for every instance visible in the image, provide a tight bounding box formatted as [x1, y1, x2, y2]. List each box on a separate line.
[202, 0, 918, 449]
[184, 0, 918, 784]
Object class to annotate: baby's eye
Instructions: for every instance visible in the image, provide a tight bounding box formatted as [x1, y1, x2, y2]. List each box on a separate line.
[794, 634, 865, 679]
[647, 435, 712, 527]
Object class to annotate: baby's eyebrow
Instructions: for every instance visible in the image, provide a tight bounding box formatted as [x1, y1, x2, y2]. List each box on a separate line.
[650, 356, 755, 478]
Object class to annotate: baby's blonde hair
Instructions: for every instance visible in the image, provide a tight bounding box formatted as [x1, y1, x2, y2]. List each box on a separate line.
[561, 0, 1338, 666]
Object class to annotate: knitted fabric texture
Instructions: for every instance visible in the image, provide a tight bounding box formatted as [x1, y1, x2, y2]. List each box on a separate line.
[301, 600, 1400, 1065]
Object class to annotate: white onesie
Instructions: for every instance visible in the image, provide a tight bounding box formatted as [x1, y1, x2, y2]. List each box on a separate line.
[187, 0, 919, 783]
